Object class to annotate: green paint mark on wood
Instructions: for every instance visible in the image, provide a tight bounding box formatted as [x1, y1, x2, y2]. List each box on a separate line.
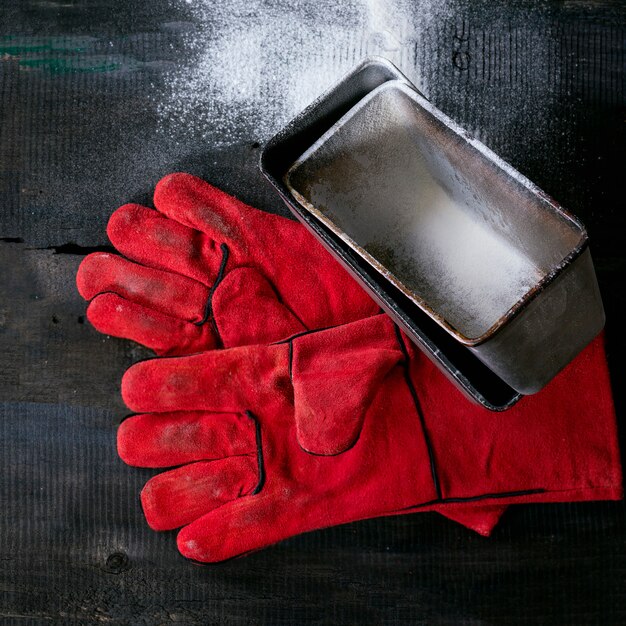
[18, 58, 122, 75]
[1, 35, 140, 74]
[0, 45, 51, 55]
[0, 35, 94, 55]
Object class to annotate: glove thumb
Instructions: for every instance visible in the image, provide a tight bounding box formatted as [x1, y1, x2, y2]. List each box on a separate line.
[292, 316, 403, 455]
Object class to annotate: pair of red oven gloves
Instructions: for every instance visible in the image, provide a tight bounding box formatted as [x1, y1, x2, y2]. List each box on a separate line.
[77, 173, 622, 563]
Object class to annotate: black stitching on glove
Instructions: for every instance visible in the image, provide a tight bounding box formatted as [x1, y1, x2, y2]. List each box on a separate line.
[394, 323, 442, 501]
[246, 410, 265, 495]
[195, 243, 230, 349]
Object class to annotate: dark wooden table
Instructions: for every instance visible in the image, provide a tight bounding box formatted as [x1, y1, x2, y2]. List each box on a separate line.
[1, 1, 625, 623]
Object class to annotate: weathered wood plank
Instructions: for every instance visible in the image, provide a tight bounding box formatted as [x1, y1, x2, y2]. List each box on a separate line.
[1, 0, 625, 623]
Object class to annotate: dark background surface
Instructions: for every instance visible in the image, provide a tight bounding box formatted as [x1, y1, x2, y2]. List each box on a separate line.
[1, 1, 625, 623]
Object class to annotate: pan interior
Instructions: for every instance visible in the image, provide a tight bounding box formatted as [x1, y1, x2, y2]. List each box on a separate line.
[285, 82, 582, 340]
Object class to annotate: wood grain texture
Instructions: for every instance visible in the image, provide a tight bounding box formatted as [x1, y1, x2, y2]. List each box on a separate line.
[1, 0, 625, 623]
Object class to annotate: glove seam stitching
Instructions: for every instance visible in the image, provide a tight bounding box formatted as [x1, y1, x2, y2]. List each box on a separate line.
[245, 410, 265, 495]
[195, 243, 230, 348]
[415, 488, 545, 508]
[394, 324, 443, 501]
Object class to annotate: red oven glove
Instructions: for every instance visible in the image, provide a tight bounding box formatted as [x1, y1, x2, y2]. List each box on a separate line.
[76, 173, 506, 535]
[76, 172, 380, 355]
[118, 314, 622, 563]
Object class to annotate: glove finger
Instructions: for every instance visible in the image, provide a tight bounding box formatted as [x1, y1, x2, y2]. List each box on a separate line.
[118, 411, 256, 468]
[176, 493, 507, 562]
[177, 493, 286, 562]
[153, 172, 256, 243]
[141, 455, 260, 531]
[107, 203, 223, 286]
[87, 293, 215, 356]
[77, 252, 209, 323]
[121, 344, 289, 414]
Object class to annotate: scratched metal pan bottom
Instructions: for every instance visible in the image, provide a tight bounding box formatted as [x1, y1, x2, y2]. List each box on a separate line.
[260, 58, 522, 410]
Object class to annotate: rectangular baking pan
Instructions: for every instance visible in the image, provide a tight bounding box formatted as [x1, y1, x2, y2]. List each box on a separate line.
[260, 57, 605, 406]
[260, 57, 522, 410]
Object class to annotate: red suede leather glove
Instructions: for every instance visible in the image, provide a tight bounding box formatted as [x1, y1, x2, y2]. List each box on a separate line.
[119, 314, 622, 563]
[76, 172, 380, 355]
[76, 173, 506, 535]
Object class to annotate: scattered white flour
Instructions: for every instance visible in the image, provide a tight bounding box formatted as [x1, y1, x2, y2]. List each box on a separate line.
[157, 0, 564, 179]
[158, 0, 449, 146]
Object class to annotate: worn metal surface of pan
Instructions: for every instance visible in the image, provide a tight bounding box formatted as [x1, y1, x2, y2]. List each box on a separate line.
[260, 57, 522, 410]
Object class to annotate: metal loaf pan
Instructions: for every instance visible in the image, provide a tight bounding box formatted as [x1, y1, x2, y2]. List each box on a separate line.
[260, 58, 521, 410]
[261, 57, 604, 406]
